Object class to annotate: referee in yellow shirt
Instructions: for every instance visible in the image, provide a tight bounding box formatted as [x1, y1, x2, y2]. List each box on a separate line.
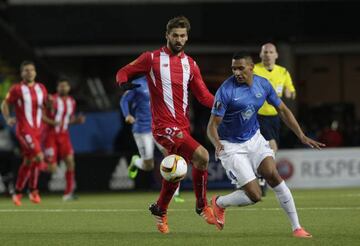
[254, 43, 296, 196]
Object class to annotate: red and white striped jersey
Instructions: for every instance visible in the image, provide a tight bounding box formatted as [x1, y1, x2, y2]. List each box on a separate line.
[6, 81, 48, 133]
[116, 46, 214, 131]
[45, 94, 76, 134]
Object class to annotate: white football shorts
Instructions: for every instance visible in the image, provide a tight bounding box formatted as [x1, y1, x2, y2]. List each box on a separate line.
[133, 132, 165, 160]
[218, 130, 274, 188]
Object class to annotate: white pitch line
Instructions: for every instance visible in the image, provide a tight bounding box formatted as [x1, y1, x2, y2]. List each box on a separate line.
[0, 207, 359, 213]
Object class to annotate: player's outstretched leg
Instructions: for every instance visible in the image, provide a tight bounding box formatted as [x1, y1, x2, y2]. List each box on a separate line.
[149, 179, 179, 234]
[259, 157, 312, 238]
[212, 180, 259, 230]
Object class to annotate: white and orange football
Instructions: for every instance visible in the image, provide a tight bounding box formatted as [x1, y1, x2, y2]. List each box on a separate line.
[160, 154, 188, 182]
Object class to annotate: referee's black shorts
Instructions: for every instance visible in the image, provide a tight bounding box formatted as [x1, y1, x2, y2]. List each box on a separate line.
[257, 114, 280, 145]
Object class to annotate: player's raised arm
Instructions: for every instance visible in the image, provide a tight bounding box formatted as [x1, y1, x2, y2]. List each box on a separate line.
[116, 52, 152, 91]
[275, 102, 325, 149]
[189, 63, 214, 108]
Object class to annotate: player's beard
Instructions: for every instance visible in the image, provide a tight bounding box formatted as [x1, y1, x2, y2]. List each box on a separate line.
[24, 77, 35, 84]
[169, 42, 185, 54]
[58, 91, 68, 97]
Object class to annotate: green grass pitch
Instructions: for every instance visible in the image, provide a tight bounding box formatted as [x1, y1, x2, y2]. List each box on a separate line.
[0, 188, 359, 246]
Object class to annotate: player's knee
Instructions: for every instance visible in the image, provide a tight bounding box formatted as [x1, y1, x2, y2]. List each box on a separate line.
[143, 159, 154, 171]
[192, 148, 209, 170]
[266, 173, 283, 188]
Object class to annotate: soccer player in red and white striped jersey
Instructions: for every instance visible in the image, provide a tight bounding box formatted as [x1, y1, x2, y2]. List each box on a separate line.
[42, 78, 85, 201]
[116, 16, 219, 233]
[1, 61, 48, 206]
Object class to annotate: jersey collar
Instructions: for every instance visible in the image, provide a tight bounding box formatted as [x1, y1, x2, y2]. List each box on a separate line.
[162, 46, 185, 58]
[21, 80, 36, 87]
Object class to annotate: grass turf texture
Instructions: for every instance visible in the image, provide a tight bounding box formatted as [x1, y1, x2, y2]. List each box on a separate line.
[0, 188, 359, 246]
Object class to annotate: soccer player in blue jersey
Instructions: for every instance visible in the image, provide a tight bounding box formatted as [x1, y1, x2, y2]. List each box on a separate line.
[120, 76, 184, 202]
[207, 52, 324, 238]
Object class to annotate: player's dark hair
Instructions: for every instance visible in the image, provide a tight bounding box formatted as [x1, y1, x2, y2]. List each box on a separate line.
[166, 16, 191, 34]
[57, 77, 70, 85]
[20, 60, 35, 72]
[232, 52, 253, 61]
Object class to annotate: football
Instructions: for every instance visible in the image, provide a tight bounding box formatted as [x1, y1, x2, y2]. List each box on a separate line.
[160, 154, 188, 182]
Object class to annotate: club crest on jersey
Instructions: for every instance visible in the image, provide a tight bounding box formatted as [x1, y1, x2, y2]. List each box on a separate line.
[241, 105, 255, 121]
[255, 93, 262, 98]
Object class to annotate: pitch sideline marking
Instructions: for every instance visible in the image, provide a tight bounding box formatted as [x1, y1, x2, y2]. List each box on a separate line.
[0, 207, 359, 213]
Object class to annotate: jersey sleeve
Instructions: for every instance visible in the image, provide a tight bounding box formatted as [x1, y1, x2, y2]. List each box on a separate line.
[5, 85, 19, 104]
[39, 84, 48, 107]
[189, 62, 214, 108]
[116, 52, 152, 85]
[211, 85, 230, 117]
[283, 69, 296, 93]
[119, 90, 136, 117]
[264, 79, 282, 107]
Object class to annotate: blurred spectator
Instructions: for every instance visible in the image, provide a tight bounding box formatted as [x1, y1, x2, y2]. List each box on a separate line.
[0, 74, 12, 103]
[318, 120, 344, 147]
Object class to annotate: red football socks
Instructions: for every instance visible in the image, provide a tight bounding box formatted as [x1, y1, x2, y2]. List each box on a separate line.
[29, 162, 41, 190]
[157, 179, 180, 211]
[64, 170, 75, 195]
[15, 162, 31, 192]
[192, 167, 208, 209]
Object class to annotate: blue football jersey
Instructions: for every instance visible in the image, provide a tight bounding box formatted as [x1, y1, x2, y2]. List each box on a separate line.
[211, 74, 282, 143]
[120, 76, 152, 133]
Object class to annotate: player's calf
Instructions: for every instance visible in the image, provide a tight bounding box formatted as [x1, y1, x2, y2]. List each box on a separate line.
[243, 180, 262, 203]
